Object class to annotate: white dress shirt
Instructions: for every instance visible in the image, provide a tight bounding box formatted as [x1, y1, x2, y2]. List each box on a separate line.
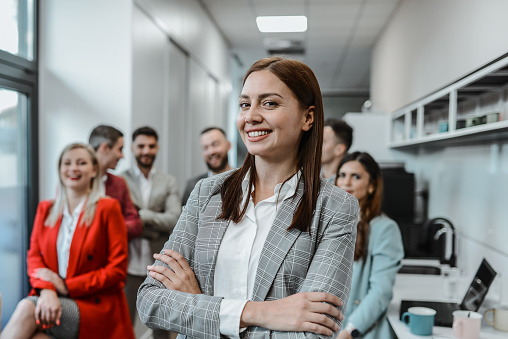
[215, 171, 300, 338]
[128, 166, 156, 275]
[56, 197, 86, 278]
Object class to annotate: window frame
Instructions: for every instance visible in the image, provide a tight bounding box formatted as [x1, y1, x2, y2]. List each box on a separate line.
[0, 0, 38, 296]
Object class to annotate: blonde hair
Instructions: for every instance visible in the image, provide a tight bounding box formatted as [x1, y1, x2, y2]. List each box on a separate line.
[45, 143, 102, 227]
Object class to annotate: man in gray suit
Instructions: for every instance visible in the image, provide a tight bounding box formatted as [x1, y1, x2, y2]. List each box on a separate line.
[181, 127, 231, 205]
[120, 126, 181, 339]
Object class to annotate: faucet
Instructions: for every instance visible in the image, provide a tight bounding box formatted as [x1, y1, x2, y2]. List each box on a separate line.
[429, 217, 457, 267]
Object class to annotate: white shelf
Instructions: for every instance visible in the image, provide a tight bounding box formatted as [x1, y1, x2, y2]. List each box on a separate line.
[390, 120, 508, 149]
[390, 54, 508, 149]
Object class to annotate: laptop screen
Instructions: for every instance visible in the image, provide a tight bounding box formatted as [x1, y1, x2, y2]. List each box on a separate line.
[459, 258, 497, 311]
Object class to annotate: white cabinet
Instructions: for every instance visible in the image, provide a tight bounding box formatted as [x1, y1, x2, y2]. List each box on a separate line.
[390, 55, 508, 149]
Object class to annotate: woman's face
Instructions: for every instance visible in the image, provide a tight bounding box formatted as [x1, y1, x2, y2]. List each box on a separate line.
[336, 160, 373, 204]
[59, 148, 97, 194]
[237, 70, 314, 164]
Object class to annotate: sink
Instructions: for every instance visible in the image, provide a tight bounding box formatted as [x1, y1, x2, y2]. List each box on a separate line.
[398, 265, 441, 275]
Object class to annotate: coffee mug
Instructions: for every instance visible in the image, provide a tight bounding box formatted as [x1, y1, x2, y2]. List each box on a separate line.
[485, 306, 508, 332]
[452, 310, 482, 339]
[401, 307, 435, 336]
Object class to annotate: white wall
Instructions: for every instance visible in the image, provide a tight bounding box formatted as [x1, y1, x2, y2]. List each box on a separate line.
[131, 1, 233, 191]
[372, 0, 508, 114]
[39, 0, 133, 199]
[40, 0, 233, 198]
[372, 0, 508, 304]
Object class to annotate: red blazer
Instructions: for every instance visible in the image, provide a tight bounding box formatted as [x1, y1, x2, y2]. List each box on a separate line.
[105, 172, 142, 240]
[27, 198, 135, 339]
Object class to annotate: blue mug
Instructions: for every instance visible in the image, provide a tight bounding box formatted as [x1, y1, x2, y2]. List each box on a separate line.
[401, 306, 436, 336]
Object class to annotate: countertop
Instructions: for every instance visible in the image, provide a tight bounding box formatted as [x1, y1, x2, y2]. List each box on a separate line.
[387, 272, 507, 338]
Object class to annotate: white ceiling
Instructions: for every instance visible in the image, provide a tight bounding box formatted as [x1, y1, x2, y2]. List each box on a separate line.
[200, 0, 402, 95]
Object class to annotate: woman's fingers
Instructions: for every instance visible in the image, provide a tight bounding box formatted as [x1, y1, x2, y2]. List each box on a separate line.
[149, 251, 201, 294]
[163, 250, 192, 272]
[306, 291, 343, 307]
[241, 292, 343, 334]
[153, 252, 184, 275]
[302, 312, 341, 335]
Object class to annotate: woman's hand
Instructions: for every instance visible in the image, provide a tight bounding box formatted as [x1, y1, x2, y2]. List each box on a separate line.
[32, 268, 68, 296]
[241, 292, 344, 336]
[336, 330, 353, 339]
[35, 289, 62, 329]
[147, 249, 201, 294]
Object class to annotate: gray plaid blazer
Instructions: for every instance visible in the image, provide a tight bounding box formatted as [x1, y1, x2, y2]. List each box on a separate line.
[137, 170, 359, 338]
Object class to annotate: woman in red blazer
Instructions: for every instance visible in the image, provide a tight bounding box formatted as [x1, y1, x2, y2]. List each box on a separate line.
[1, 143, 134, 339]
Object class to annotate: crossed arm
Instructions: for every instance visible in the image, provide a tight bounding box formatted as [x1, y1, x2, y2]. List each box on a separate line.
[148, 249, 344, 337]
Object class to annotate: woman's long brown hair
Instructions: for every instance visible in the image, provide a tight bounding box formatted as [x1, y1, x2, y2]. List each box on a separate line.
[218, 56, 324, 233]
[336, 152, 383, 261]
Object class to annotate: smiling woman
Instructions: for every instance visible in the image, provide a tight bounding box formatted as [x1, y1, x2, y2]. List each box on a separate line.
[137, 56, 359, 339]
[0, 143, 135, 339]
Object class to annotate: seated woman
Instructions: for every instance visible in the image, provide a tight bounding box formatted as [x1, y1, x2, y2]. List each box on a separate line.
[335, 152, 404, 339]
[137, 56, 360, 338]
[1, 143, 134, 339]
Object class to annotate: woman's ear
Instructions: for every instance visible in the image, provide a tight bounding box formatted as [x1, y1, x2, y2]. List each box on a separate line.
[302, 106, 315, 131]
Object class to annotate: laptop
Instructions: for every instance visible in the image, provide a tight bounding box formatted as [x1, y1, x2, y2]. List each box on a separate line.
[399, 258, 497, 327]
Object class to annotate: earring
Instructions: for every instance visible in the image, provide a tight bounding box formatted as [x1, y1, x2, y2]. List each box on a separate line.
[368, 188, 374, 195]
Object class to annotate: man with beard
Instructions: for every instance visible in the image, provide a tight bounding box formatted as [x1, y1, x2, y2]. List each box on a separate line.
[181, 127, 232, 206]
[120, 126, 181, 338]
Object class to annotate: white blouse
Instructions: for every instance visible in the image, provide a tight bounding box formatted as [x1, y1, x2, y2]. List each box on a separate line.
[56, 197, 86, 278]
[215, 172, 300, 338]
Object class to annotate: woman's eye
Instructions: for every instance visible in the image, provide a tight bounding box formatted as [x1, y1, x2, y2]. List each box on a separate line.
[239, 102, 250, 109]
[263, 101, 278, 108]
[338, 173, 345, 178]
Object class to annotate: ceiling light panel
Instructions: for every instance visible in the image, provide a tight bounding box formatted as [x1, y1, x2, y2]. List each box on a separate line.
[256, 16, 308, 33]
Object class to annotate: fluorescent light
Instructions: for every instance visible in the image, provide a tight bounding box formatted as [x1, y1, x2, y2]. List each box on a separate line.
[256, 16, 307, 33]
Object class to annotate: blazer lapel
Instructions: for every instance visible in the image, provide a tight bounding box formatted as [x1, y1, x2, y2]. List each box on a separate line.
[66, 212, 90, 278]
[147, 172, 160, 210]
[127, 170, 143, 208]
[44, 215, 63, 274]
[195, 195, 228, 296]
[251, 179, 304, 302]
[193, 176, 229, 296]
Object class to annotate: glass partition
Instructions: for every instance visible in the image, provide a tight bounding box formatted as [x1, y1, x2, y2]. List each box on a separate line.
[0, 88, 29, 329]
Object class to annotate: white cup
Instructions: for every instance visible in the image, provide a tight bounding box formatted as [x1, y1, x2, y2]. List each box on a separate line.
[485, 306, 508, 332]
[452, 311, 482, 339]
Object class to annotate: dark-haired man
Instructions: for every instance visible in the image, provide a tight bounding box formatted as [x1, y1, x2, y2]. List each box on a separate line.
[321, 118, 353, 183]
[181, 127, 231, 205]
[120, 126, 181, 337]
[89, 124, 142, 240]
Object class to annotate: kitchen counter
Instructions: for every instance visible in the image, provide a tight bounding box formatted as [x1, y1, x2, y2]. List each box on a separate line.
[388, 273, 506, 338]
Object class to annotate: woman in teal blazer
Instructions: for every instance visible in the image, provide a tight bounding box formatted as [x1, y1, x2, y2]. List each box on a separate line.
[335, 152, 404, 339]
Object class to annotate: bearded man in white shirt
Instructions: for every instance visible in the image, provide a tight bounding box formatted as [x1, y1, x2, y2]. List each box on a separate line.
[120, 126, 181, 339]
